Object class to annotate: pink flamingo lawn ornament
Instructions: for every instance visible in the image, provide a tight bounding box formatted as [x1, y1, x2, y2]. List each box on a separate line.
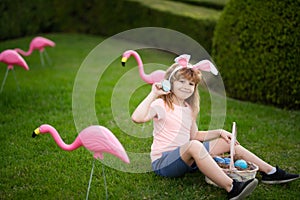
[0, 49, 29, 93]
[121, 50, 165, 84]
[15, 36, 55, 66]
[32, 124, 130, 199]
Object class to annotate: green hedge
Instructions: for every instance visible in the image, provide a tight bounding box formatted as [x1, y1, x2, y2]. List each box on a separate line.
[212, 0, 300, 109]
[0, 0, 219, 53]
[0, 0, 55, 39]
[171, 0, 229, 10]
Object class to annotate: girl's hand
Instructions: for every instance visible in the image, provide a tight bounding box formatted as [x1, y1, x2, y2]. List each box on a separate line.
[220, 129, 240, 145]
[151, 82, 170, 96]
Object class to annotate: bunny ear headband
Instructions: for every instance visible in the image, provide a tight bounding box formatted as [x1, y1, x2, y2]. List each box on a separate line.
[161, 54, 219, 92]
[173, 54, 218, 75]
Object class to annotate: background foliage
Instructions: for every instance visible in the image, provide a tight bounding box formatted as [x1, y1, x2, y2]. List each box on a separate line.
[212, 0, 300, 109]
[0, 0, 222, 53]
[1, 0, 298, 109]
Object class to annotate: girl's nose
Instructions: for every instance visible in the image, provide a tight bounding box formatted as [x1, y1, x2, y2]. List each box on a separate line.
[183, 83, 191, 89]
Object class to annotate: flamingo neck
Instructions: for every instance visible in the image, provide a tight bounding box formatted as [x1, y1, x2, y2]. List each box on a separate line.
[40, 125, 82, 151]
[15, 48, 33, 56]
[128, 51, 152, 83]
[127, 50, 142, 67]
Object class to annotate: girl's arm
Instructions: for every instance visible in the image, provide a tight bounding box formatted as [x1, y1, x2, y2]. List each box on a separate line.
[190, 122, 235, 144]
[132, 83, 169, 123]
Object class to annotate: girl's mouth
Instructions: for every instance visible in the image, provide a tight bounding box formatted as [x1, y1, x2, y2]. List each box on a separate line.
[179, 89, 191, 93]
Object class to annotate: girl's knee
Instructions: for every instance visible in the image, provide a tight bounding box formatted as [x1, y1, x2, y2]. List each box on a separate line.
[181, 140, 207, 157]
[233, 144, 247, 158]
[234, 144, 244, 152]
[188, 140, 206, 152]
[190, 140, 203, 147]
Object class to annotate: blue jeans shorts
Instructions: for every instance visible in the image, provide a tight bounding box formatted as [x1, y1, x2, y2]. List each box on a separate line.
[152, 141, 210, 178]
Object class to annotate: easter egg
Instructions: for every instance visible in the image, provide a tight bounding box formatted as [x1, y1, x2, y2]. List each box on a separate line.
[224, 157, 231, 165]
[213, 156, 225, 164]
[234, 159, 248, 169]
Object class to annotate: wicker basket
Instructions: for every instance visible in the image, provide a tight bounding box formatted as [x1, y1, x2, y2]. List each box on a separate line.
[205, 122, 259, 187]
[205, 161, 259, 186]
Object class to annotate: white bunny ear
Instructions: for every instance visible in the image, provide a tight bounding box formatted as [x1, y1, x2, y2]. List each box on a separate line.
[209, 61, 219, 75]
[174, 54, 191, 67]
[193, 60, 218, 75]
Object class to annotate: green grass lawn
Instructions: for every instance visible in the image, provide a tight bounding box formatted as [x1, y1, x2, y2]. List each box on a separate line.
[0, 34, 299, 199]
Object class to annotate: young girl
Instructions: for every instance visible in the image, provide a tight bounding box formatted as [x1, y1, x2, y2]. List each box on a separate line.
[131, 55, 299, 199]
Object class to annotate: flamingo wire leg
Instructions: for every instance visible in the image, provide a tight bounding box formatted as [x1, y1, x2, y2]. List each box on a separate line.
[44, 50, 52, 66]
[40, 51, 45, 67]
[0, 68, 9, 93]
[102, 163, 108, 200]
[85, 160, 108, 200]
[86, 159, 95, 200]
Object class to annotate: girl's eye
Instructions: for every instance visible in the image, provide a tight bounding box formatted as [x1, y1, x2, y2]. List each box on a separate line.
[189, 82, 195, 86]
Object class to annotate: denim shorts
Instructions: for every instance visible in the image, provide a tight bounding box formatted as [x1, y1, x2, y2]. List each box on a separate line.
[152, 141, 210, 178]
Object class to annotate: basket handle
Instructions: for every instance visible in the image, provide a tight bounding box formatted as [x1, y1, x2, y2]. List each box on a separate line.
[229, 122, 237, 170]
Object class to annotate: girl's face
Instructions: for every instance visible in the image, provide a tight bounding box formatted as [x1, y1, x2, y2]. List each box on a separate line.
[172, 77, 195, 100]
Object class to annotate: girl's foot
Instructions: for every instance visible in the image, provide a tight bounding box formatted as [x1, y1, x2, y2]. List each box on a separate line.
[228, 178, 258, 200]
[261, 166, 300, 184]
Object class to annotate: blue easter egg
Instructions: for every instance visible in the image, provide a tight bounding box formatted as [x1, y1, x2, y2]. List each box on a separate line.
[213, 156, 225, 164]
[234, 159, 248, 169]
[224, 157, 231, 165]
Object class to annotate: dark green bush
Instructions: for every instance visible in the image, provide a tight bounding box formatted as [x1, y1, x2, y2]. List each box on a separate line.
[171, 0, 229, 10]
[212, 0, 300, 109]
[0, 0, 55, 40]
[0, 0, 218, 53]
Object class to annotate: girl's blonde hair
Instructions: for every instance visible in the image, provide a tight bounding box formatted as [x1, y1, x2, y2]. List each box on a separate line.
[160, 63, 202, 119]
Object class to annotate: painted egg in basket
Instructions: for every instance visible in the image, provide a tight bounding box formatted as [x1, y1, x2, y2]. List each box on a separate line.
[234, 159, 248, 169]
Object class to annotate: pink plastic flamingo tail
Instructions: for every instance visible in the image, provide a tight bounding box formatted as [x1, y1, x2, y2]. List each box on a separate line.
[79, 126, 130, 163]
[14, 52, 29, 70]
[32, 124, 83, 151]
[42, 37, 55, 47]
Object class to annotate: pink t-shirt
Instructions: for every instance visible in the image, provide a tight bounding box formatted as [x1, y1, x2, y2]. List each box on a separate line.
[150, 98, 193, 162]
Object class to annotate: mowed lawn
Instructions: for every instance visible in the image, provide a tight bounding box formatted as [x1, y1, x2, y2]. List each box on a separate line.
[0, 34, 299, 199]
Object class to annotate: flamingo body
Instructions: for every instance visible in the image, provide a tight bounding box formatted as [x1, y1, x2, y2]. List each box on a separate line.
[121, 50, 165, 84]
[33, 124, 130, 164]
[15, 36, 55, 56]
[0, 49, 29, 70]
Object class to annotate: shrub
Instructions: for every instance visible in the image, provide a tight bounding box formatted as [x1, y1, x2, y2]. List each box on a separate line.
[0, 0, 55, 40]
[0, 0, 220, 53]
[212, 0, 300, 109]
[170, 0, 229, 10]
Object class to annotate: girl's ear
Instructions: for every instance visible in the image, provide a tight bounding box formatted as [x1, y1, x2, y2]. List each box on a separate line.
[193, 60, 218, 75]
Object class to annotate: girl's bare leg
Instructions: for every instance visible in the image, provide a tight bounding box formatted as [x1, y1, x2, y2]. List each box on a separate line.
[209, 138, 273, 173]
[180, 140, 233, 192]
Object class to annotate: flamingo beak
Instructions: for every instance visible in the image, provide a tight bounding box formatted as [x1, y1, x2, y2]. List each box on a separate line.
[121, 57, 128, 67]
[32, 128, 40, 138]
